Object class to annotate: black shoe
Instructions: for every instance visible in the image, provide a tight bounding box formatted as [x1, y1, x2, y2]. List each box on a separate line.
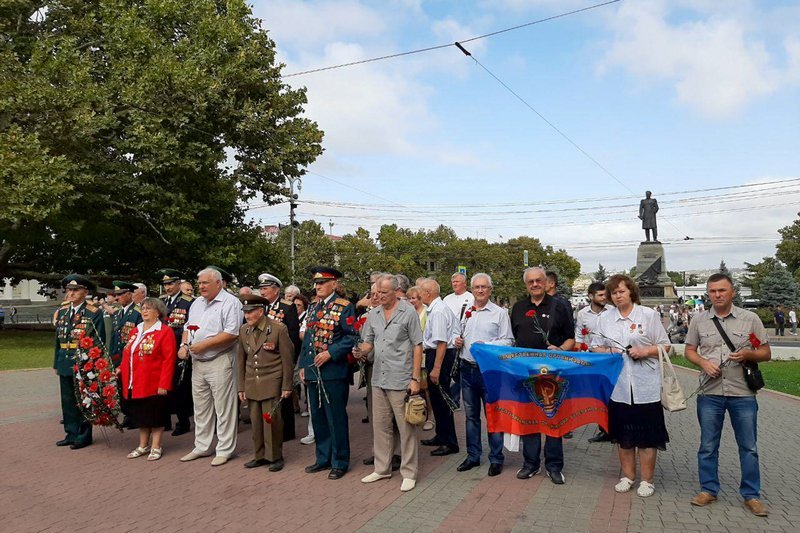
[546, 470, 565, 485]
[56, 438, 73, 447]
[269, 459, 285, 472]
[431, 445, 458, 457]
[361, 417, 369, 423]
[588, 430, 612, 443]
[391, 454, 401, 472]
[172, 425, 191, 437]
[488, 464, 503, 477]
[328, 468, 347, 480]
[69, 441, 91, 450]
[516, 465, 540, 479]
[563, 432, 573, 439]
[305, 463, 331, 474]
[363, 456, 375, 465]
[421, 438, 442, 447]
[244, 458, 270, 469]
[457, 458, 480, 472]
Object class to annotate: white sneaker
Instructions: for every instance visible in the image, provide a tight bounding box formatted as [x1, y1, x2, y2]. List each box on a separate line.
[637, 481, 655, 497]
[361, 472, 391, 483]
[300, 411, 310, 417]
[614, 477, 635, 493]
[300, 435, 315, 445]
[400, 478, 416, 492]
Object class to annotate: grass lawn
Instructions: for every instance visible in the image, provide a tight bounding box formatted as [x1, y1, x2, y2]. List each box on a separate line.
[0, 330, 54, 371]
[671, 354, 800, 397]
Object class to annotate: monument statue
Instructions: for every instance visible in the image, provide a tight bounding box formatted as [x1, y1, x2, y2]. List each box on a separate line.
[638, 191, 659, 242]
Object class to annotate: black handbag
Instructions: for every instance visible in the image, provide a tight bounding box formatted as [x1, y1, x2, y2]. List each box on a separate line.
[711, 317, 765, 392]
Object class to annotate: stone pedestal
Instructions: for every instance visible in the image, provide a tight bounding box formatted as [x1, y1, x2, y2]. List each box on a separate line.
[635, 242, 677, 305]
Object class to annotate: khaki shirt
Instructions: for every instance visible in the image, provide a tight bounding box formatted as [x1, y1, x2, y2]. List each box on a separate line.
[685, 306, 769, 397]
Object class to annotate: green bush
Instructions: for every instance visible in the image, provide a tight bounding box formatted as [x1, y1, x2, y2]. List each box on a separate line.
[754, 307, 776, 327]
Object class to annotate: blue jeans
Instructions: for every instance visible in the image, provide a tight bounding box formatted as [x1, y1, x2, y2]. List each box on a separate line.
[460, 360, 504, 465]
[697, 395, 761, 499]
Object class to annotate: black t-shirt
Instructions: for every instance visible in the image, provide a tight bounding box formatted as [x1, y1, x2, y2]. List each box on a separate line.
[510, 294, 575, 350]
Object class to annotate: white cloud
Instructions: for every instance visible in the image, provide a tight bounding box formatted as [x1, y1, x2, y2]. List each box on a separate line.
[598, 0, 797, 119]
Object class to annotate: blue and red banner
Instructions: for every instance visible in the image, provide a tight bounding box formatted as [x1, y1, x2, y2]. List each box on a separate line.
[470, 344, 623, 438]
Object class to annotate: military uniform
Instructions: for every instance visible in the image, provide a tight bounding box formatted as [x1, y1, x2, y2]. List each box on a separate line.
[237, 297, 294, 466]
[298, 268, 357, 476]
[259, 273, 301, 441]
[110, 292, 142, 365]
[157, 268, 194, 435]
[54, 275, 105, 448]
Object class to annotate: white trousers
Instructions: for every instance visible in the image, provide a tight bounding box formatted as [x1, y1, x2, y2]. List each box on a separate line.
[191, 351, 238, 457]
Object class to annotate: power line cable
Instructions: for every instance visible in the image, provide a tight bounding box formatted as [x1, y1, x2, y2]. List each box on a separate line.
[280, 0, 621, 78]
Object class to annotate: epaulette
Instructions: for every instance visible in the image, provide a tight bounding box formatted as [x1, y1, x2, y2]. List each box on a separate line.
[281, 298, 293, 305]
[60, 301, 70, 309]
[159, 294, 169, 301]
[85, 303, 99, 313]
[133, 304, 142, 312]
[180, 294, 194, 302]
[334, 297, 351, 307]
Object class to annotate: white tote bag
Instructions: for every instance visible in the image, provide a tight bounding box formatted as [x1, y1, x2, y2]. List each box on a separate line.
[659, 345, 687, 412]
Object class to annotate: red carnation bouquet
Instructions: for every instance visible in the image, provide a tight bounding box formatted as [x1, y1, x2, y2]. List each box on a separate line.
[262, 397, 284, 424]
[73, 329, 123, 430]
[525, 309, 551, 346]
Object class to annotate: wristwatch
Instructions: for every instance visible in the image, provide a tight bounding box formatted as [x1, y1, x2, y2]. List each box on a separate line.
[411, 377, 421, 383]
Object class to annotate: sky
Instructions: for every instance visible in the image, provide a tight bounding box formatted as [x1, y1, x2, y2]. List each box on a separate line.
[246, 0, 800, 273]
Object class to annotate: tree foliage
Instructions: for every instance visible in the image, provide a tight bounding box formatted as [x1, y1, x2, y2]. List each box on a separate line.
[758, 263, 799, 307]
[0, 0, 322, 286]
[777, 213, 800, 279]
[593, 263, 607, 282]
[743, 256, 780, 295]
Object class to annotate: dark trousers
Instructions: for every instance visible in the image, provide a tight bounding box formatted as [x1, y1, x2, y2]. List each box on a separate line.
[59, 375, 92, 445]
[461, 360, 504, 464]
[425, 348, 458, 450]
[521, 433, 563, 473]
[169, 360, 193, 427]
[308, 378, 350, 470]
[281, 396, 296, 441]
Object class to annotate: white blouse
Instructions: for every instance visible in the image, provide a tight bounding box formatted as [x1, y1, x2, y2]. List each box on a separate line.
[592, 304, 669, 405]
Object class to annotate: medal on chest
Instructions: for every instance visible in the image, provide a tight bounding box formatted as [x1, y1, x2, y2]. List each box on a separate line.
[140, 334, 155, 356]
[168, 307, 186, 326]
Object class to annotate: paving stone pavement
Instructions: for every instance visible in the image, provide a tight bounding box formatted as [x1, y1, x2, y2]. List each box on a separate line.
[1, 366, 798, 532]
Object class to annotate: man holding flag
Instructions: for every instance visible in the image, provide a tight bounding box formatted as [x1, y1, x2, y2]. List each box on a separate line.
[510, 267, 575, 484]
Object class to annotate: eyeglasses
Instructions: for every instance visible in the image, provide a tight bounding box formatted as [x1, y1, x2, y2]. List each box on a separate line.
[472, 285, 491, 290]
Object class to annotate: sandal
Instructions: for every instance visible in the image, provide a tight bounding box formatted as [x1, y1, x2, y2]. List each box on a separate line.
[147, 448, 162, 461]
[127, 446, 150, 459]
[614, 477, 635, 493]
[637, 481, 655, 497]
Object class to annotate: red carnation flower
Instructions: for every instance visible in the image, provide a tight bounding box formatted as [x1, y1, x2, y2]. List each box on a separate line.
[580, 343, 589, 352]
[354, 317, 367, 332]
[89, 382, 99, 393]
[104, 398, 117, 409]
[95, 359, 108, 371]
[464, 311, 472, 319]
[97, 415, 111, 426]
[526, 310, 536, 318]
[346, 316, 355, 325]
[77, 331, 86, 339]
[263, 412, 273, 424]
[166, 317, 174, 324]
[88, 346, 102, 359]
[83, 361, 94, 373]
[73, 363, 79, 374]
[99, 370, 113, 383]
[749, 333, 761, 349]
[79, 336, 94, 349]
[102, 384, 116, 397]
[186, 325, 199, 332]
[581, 327, 589, 336]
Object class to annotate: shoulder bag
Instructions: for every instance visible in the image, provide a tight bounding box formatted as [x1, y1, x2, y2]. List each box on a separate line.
[658, 344, 687, 412]
[404, 394, 427, 426]
[710, 316, 765, 391]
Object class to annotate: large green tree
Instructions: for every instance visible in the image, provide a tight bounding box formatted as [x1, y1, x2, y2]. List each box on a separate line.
[759, 263, 799, 307]
[0, 0, 322, 286]
[776, 213, 800, 279]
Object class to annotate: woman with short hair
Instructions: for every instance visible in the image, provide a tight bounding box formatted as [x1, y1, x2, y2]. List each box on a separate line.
[118, 297, 177, 461]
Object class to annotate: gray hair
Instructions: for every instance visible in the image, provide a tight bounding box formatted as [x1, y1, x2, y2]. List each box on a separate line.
[522, 266, 546, 283]
[421, 278, 440, 296]
[133, 283, 147, 296]
[394, 274, 410, 292]
[284, 285, 301, 297]
[471, 273, 493, 288]
[197, 268, 222, 282]
[451, 272, 467, 282]
[378, 274, 400, 291]
[141, 297, 167, 321]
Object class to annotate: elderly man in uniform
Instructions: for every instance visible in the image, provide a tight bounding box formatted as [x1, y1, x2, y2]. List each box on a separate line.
[237, 294, 294, 471]
[157, 268, 194, 436]
[110, 280, 143, 429]
[179, 268, 243, 466]
[298, 267, 357, 480]
[54, 275, 105, 450]
[258, 273, 301, 440]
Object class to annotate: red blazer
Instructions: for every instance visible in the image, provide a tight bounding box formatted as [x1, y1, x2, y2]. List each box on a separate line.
[120, 322, 177, 399]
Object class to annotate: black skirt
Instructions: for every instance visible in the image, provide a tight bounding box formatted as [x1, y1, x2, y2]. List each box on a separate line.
[127, 394, 169, 428]
[608, 399, 669, 450]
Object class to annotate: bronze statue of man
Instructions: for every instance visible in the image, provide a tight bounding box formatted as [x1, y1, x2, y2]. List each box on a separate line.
[639, 191, 659, 242]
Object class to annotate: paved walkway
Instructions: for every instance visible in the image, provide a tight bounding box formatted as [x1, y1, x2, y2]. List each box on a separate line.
[1, 367, 798, 532]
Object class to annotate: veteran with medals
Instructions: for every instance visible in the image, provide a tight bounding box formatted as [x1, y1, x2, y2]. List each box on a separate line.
[110, 281, 143, 428]
[258, 273, 300, 441]
[237, 295, 294, 471]
[54, 275, 105, 450]
[299, 267, 357, 480]
[157, 268, 194, 436]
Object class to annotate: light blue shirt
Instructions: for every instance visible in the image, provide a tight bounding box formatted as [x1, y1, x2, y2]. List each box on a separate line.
[460, 300, 514, 363]
[423, 297, 458, 350]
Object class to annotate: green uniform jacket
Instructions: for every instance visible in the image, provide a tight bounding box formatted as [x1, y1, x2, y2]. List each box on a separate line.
[53, 301, 106, 377]
[110, 304, 142, 364]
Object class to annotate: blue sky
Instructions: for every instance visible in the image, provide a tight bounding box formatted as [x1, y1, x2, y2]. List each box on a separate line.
[247, 0, 800, 273]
